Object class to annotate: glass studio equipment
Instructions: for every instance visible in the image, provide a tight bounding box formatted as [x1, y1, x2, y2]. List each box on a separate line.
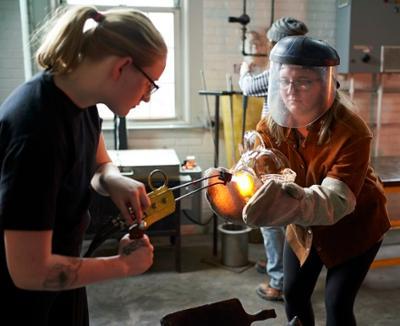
[85, 167, 233, 257]
[85, 131, 295, 256]
[205, 130, 296, 224]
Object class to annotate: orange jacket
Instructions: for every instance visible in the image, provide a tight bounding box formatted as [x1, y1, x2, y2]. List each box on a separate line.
[256, 103, 390, 267]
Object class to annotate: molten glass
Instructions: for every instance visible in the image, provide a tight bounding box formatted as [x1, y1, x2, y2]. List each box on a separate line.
[232, 171, 256, 198]
[205, 130, 296, 224]
[205, 168, 248, 223]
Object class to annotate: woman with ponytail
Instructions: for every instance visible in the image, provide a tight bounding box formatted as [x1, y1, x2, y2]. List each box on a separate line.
[0, 5, 167, 325]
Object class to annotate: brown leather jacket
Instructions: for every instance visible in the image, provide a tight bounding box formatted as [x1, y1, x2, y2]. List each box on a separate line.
[256, 102, 390, 268]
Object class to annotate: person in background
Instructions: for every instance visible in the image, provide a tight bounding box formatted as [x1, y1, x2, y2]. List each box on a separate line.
[238, 17, 308, 302]
[242, 28, 269, 75]
[0, 5, 167, 325]
[243, 36, 390, 326]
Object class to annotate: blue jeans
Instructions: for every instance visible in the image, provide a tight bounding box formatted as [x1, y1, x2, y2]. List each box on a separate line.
[260, 226, 285, 290]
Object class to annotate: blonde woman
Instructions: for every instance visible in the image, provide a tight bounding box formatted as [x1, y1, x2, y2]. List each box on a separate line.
[0, 5, 166, 325]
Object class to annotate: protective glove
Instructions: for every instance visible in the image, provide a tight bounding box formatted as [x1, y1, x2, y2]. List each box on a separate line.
[243, 176, 356, 227]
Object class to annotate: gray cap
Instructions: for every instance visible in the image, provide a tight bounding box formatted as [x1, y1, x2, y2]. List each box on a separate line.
[267, 17, 308, 43]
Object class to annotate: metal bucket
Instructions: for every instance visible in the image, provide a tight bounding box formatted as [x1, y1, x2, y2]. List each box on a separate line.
[218, 223, 252, 267]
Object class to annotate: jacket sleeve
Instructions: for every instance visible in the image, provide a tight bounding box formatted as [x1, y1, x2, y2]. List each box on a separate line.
[243, 176, 356, 227]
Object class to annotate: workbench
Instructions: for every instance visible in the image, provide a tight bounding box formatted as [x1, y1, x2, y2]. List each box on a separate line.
[370, 156, 400, 268]
[87, 149, 184, 272]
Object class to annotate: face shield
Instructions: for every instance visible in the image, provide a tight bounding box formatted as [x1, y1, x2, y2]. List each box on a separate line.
[267, 36, 340, 128]
[205, 131, 296, 224]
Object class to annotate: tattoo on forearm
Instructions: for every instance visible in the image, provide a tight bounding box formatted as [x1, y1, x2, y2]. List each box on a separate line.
[122, 240, 144, 256]
[42, 258, 82, 290]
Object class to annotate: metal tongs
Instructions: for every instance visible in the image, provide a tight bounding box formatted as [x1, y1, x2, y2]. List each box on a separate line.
[84, 169, 232, 257]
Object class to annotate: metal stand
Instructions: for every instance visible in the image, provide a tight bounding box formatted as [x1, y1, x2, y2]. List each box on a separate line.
[113, 115, 128, 150]
[241, 95, 248, 141]
[198, 90, 242, 255]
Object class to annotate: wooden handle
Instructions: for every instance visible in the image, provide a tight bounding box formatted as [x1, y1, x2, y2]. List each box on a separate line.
[246, 308, 277, 323]
[129, 227, 144, 240]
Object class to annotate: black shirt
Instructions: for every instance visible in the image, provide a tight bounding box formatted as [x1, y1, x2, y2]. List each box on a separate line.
[0, 71, 101, 324]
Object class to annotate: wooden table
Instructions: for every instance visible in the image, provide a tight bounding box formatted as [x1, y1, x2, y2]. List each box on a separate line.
[370, 156, 400, 268]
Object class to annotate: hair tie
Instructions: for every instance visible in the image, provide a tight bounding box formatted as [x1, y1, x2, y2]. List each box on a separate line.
[92, 11, 105, 23]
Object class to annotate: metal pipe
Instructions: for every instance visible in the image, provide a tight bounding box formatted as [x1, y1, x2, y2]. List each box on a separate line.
[228, 0, 268, 58]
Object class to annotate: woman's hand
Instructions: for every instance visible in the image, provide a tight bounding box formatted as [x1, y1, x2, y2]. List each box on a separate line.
[104, 173, 151, 225]
[92, 135, 150, 224]
[118, 234, 154, 276]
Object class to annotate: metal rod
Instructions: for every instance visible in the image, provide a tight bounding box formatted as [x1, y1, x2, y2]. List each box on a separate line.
[215, 96, 220, 167]
[200, 70, 216, 149]
[374, 73, 383, 157]
[241, 95, 248, 144]
[240, 0, 267, 58]
[174, 182, 226, 202]
[228, 0, 268, 58]
[270, 0, 275, 26]
[169, 174, 221, 192]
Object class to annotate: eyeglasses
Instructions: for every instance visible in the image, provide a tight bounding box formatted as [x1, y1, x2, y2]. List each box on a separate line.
[279, 78, 320, 91]
[132, 62, 159, 95]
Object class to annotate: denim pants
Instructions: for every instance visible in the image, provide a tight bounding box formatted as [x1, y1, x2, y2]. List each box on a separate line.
[260, 226, 285, 290]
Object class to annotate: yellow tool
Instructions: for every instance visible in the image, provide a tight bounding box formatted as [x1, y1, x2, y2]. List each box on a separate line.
[129, 168, 233, 239]
[84, 168, 232, 256]
[128, 169, 176, 239]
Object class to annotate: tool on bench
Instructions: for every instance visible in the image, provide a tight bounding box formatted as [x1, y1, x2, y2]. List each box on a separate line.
[84, 169, 232, 257]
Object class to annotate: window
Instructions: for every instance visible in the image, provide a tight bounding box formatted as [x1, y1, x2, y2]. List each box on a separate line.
[65, 0, 179, 123]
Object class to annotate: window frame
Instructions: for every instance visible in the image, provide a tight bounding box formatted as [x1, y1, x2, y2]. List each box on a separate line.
[73, 3, 182, 130]
[26, 0, 203, 130]
[99, 1, 204, 130]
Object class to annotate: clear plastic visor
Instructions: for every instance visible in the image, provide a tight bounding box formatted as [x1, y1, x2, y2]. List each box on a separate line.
[267, 63, 337, 128]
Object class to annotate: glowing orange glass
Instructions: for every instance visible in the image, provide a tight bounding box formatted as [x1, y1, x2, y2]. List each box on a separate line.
[232, 171, 256, 198]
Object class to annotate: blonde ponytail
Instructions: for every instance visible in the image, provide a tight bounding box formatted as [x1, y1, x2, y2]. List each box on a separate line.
[33, 5, 167, 75]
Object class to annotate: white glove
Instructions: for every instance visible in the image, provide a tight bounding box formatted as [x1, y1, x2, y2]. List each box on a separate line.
[243, 177, 356, 227]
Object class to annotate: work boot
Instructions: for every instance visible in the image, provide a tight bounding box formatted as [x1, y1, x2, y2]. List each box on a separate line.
[256, 283, 284, 302]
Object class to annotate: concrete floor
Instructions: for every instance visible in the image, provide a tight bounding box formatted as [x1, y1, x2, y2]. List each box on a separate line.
[86, 231, 400, 326]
